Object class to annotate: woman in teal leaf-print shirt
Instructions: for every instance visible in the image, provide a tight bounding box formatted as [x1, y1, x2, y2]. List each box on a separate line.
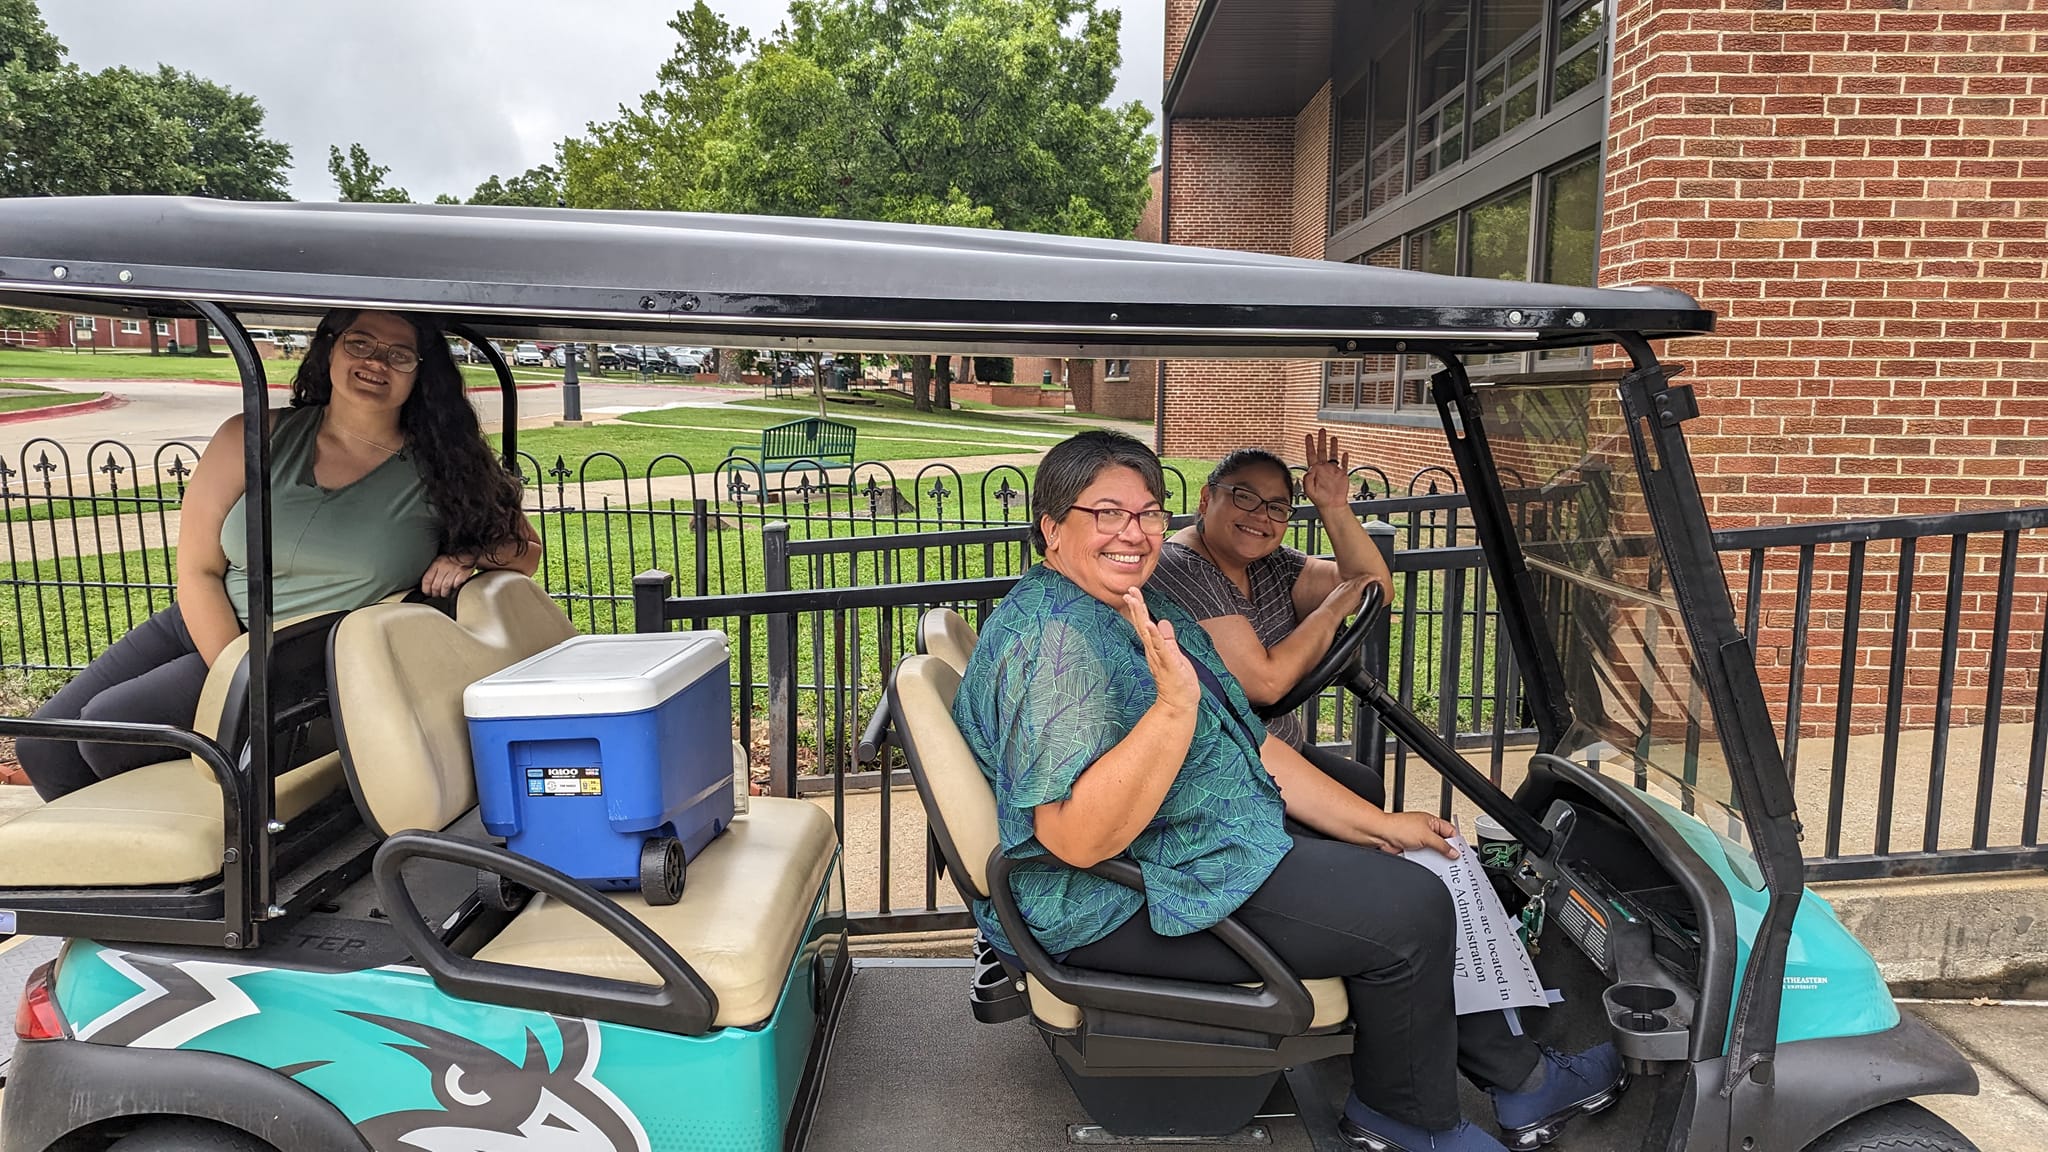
[952, 430, 1626, 1152]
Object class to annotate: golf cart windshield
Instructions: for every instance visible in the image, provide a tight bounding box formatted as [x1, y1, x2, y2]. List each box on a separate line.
[1473, 376, 1763, 888]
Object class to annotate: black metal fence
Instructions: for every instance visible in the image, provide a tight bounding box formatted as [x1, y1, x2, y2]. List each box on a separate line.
[7, 438, 2047, 924]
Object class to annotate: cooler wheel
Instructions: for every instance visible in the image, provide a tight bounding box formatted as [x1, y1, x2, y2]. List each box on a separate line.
[641, 836, 686, 906]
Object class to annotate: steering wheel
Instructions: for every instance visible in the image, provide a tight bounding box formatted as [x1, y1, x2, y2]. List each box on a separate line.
[1253, 582, 1387, 721]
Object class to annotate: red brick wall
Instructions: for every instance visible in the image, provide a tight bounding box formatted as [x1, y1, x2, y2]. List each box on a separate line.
[1160, 117, 1299, 458]
[1604, 0, 2048, 526]
[1604, 0, 2048, 735]
[1166, 0, 1199, 84]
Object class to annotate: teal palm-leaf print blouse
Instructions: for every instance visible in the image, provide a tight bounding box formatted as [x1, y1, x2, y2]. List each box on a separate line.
[952, 563, 1293, 957]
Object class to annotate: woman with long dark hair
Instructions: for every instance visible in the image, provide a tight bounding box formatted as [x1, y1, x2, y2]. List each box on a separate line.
[19, 308, 539, 801]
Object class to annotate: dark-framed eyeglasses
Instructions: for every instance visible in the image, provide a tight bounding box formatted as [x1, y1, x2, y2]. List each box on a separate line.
[1065, 504, 1173, 536]
[338, 332, 421, 373]
[1216, 482, 1294, 523]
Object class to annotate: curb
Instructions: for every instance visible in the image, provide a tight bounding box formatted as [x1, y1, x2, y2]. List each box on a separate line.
[1817, 872, 2048, 998]
[0, 392, 122, 426]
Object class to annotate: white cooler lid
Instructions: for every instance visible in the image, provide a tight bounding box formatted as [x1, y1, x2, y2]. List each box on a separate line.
[464, 631, 730, 719]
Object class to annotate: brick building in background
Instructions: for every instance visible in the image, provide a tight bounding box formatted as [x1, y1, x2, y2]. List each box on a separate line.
[1159, 0, 2048, 735]
[1160, 0, 2048, 519]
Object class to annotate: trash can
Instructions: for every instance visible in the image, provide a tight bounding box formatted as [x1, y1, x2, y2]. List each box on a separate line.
[464, 632, 736, 905]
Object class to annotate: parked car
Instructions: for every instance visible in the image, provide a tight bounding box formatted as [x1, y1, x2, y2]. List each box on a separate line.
[548, 344, 589, 369]
[512, 342, 545, 367]
[666, 347, 705, 374]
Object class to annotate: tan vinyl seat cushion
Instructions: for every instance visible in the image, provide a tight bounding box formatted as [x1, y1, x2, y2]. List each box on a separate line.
[0, 753, 342, 887]
[918, 608, 978, 674]
[891, 654, 1348, 1034]
[473, 797, 837, 1029]
[332, 572, 574, 835]
[1024, 974, 1351, 1033]
[0, 617, 350, 889]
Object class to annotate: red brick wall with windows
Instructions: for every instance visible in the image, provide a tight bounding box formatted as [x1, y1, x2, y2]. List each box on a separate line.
[1604, 0, 2048, 736]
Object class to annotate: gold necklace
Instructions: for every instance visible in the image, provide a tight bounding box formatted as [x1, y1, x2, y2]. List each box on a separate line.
[330, 422, 401, 456]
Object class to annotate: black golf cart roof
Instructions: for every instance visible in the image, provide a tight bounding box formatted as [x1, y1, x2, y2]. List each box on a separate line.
[0, 197, 1711, 359]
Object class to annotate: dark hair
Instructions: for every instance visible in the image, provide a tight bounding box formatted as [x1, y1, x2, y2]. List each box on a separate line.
[1205, 448, 1293, 497]
[290, 309, 528, 563]
[1030, 430, 1165, 555]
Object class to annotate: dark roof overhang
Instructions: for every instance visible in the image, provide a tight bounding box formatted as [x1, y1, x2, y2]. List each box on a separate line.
[1165, 0, 1340, 119]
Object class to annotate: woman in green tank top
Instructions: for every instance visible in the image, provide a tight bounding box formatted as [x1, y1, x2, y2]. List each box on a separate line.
[19, 309, 540, 801]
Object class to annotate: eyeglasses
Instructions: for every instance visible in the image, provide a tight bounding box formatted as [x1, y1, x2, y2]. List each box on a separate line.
[1217, 482, 1294, 524]
[1065, 504, 1173, 536]
[337, 333, 421, 373]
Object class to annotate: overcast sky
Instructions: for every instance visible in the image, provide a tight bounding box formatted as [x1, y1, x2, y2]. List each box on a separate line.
[43, 0, 1164, 203]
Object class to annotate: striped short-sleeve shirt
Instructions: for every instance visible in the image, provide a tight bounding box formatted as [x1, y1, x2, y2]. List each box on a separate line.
[1149, 540, 1311, 747]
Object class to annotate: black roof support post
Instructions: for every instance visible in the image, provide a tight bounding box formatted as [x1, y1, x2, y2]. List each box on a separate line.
[1608, 331, 1805, 1122]
[1428, 355, 1573, 750]
[196, 300, 269, 946]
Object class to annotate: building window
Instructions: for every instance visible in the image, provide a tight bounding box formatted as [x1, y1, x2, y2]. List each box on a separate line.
[1104, 359, 1131, 381]
[1324, 243, 1431, 414]
[72, 316, 95, 332]
[1552, 0, 1608, 104]
[1329, 0, 1609, 237]
[1410, 215, 1460, 278]
[1472, 0, 1544, 154]
[120, 320, 142, 334]
[1413, 1, 1471, 187]
[1331, 83, 1370, 233]
[1367, 31, 1413, 216]
[1542, 152, 1600, 287]
[154, 321, 170, 336]
[1468, 183, 1533, 282]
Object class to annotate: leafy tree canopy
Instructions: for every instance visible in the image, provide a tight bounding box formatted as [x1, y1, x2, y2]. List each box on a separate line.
[560, 0, 1154, 239]
[0, 0, 62, 71]
[560, 1, 751, 210]
[0, 3, 289, 199]
[469, 164, 563, 207]
[328, 142, 411, 203]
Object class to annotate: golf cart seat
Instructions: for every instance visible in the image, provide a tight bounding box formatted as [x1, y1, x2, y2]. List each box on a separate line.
[332, 572, 843, 1035]
[917, 605, 978, 671]
[0, 611, 352, 889]
[889, 653, 1353, 1137]
[328, 571, 578, 836]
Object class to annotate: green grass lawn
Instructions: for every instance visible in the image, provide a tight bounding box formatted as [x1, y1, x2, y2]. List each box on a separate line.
[0, 392, 95, 415]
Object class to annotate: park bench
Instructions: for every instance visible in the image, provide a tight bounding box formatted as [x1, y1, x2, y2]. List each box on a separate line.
[727, 417, 859, 495]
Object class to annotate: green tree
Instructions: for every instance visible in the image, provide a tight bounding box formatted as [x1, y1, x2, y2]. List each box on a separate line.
[0, 66, 196, 197]
[0, 308, 56, 331]
[559, 1, 751, 209]
[0, 0, 62, 70]
[140, 66, 291, 200]
[470, 164, 563, 207]
[0, 5, 288, 200]
[328, 142, 411, 203]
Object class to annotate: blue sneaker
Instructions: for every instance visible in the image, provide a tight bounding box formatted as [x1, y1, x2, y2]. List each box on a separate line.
[1488, 1043, 1628, 1149]
[1339, 1095, 1509, 1152]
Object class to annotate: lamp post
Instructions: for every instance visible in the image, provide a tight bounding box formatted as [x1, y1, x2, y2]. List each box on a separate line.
[562, 343, 583, 423]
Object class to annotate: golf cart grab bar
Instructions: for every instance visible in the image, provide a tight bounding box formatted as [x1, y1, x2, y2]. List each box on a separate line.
[372, 831, 719, 1035]
[855, 698, 893, 766]
[986, 851, 1317, 1036]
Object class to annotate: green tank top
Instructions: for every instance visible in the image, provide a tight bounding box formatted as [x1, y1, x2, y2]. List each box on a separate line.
[223, 406, 441, 624]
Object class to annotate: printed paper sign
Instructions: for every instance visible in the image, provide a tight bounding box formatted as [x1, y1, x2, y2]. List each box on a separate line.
[1404, 833, 1549, 1016]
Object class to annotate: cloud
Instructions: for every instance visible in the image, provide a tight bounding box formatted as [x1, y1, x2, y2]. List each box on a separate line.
[42, 0, 1163, 203]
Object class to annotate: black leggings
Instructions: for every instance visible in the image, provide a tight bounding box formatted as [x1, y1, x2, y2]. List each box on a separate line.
[17, 604, 211, 802]
[1066, 835, 1540, 1131]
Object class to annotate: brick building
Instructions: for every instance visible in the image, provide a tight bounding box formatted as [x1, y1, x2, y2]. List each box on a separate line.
[1159, 0, 2048, 520]
[3, 314, 203, 352]
[1158, 0, 2048, 736]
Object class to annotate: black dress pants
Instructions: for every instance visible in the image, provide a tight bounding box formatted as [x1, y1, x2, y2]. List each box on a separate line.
[1065, 835, 1540, 1131]
[17, 603, 211, 802]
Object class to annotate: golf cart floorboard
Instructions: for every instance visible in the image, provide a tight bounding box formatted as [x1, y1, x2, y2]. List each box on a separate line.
[812, 955, 1653, 1152]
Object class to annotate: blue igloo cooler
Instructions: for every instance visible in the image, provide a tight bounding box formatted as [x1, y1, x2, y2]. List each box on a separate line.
[464, 631, 735, 903]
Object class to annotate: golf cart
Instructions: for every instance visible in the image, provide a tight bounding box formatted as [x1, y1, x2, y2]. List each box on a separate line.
[0, 197, 1977, 1152]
